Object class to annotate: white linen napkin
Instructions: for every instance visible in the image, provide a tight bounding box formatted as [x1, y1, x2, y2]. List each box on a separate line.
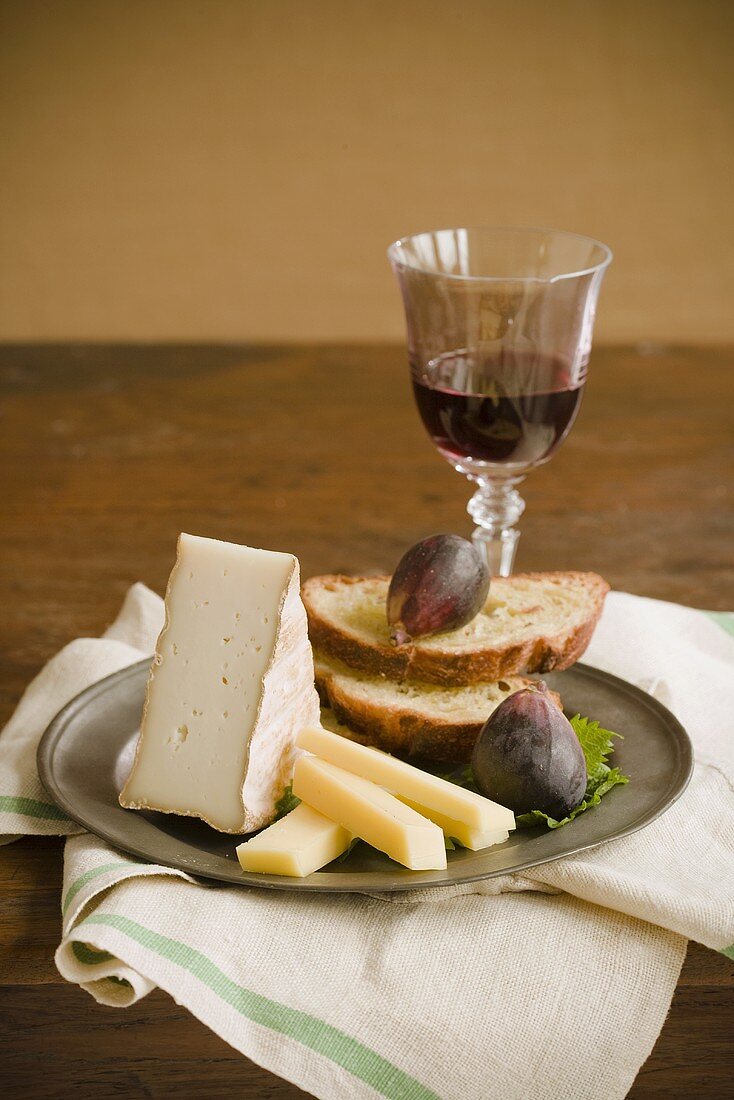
[2, 584, 733, 1100]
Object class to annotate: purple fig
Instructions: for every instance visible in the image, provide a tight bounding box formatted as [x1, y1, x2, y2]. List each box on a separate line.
[387, 534, 490, 646]
[471, 683, 587, 818]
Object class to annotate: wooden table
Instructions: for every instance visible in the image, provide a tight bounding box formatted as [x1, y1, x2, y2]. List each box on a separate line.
[1, 344, 732, 1098]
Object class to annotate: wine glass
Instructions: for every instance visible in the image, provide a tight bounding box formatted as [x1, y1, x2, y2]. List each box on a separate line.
[388, 226, 611, 575]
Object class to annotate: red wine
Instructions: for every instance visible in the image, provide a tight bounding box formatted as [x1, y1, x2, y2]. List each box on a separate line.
[411, 349, 584, 468]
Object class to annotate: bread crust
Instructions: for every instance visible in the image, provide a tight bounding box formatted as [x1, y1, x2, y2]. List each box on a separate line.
[317, 666, 563, 765]
[303, 572, 609, 686]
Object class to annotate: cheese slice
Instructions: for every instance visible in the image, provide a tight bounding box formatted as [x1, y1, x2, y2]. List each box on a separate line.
[396, 796, 509, 851]
[120, 533, 320, 833]
[293, 755, 447, 871]
[236, 803, 351, 877]
[297, 725, 515, 836]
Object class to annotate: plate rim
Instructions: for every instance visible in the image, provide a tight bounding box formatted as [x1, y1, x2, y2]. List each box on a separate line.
[37, 658, 695, 893]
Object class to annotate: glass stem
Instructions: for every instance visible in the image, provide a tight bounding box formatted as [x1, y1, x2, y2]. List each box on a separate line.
[468, 476, 526, 576]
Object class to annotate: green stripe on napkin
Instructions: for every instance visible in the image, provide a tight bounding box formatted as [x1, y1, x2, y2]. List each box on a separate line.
[72, 941, 115, 965]
[0, 795, 70, 821]
[721, 944, 734, 962]
[63, 860, 144, 915]
[78, 912, 439, 1100]
[704, 610, 734, 639]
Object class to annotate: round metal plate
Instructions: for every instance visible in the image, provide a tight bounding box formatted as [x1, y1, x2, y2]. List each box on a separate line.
[37, 660, 693, 892]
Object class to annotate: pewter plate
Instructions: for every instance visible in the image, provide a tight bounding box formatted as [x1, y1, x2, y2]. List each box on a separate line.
[37, 660, 693, 893]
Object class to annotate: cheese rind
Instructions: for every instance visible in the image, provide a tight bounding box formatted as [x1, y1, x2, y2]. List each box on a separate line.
[119, 533, 320, 833]
[297, 725, 515, 835]
[293, 755, 447, 871]
[236, 804, 351, 877]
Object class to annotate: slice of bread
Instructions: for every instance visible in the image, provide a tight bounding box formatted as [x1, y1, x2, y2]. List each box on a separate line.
[314, 652, 562, 764]
[303, 572, 608, 686]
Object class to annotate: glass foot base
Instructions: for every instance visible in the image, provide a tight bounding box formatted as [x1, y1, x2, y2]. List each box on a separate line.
[472, 526, 520, 576]
[467, 479, 525, 576]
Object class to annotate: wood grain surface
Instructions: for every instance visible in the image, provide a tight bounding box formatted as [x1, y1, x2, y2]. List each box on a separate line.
[1, 344, 732, 1098]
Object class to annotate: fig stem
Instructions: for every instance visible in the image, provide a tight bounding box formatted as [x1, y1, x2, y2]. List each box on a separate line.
[390, 624, 412, 647]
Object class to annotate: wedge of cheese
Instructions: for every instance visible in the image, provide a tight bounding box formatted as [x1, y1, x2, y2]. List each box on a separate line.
[120, 533, 320, 833]
[297, 725, 515, 837]
[236, 803, 351, 877]
[293, 755, 447, 871]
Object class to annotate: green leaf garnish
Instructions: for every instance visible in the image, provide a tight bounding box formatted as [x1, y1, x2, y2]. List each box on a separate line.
[274, 783, 300, 820]
[571, 714, 623, 785]
[446, 836, 466, 850]
[441, 764, 475, 790]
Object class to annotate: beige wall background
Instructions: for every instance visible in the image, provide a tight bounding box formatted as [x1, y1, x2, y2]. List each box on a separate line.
[1, 0, 732, 343]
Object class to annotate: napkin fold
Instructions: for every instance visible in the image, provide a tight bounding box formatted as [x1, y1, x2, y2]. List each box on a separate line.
[2, 584, 733, 1100]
